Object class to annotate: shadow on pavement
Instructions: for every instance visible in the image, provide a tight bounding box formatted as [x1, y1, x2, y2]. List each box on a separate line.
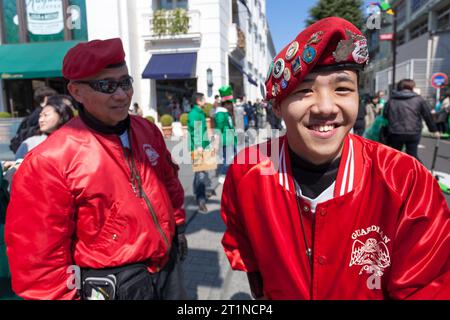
[181, 248, 223, 300]
[230, 292, 252, 300]
[185, 209, 225, 235]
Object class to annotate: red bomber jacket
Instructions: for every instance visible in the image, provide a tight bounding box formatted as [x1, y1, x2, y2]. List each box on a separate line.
[5, 116, 185, 300]
[222, 134, 449, 299]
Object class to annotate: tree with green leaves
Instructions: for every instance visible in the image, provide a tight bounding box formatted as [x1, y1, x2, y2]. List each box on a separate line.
[306, 0, 365, 30]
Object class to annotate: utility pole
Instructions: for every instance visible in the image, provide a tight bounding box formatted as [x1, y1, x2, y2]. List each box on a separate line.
[16, 0, 28, 43]
[62, 0, 73, 41]
[391, 9, 397, 94]
[0, 0, 5, 43]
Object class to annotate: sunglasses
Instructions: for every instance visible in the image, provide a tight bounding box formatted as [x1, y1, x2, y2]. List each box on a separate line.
[75, 76, 134, 94]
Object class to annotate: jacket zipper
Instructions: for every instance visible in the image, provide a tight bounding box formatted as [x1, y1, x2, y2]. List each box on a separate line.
[129, 153, 170, 249]
[120, 133, 170, 250]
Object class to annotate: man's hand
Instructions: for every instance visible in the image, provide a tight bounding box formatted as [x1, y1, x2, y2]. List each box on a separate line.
[177, 233, 188, 261]
[3, 160, 20, 171]
[432, 131, 441, 139]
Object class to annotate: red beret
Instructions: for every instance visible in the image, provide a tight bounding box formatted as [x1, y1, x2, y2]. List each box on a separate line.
[265, 17, 369, 103]
[62, 38, 126, 80]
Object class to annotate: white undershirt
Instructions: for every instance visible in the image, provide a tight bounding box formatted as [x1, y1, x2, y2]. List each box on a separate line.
[296, 182, 336, 213]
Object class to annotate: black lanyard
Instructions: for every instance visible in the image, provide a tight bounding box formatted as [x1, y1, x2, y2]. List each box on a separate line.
[294, 180, 313, 268]
[123, 131, 143, 198]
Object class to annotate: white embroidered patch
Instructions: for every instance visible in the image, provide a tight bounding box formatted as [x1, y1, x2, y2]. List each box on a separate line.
[143, 144, 160, 166]
[349, 226, 391, 288]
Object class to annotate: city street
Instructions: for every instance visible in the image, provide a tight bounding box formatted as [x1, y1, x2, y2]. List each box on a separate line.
[0, 0, 449, 303]
[166, 137, 253, 300]
[418, 136, 450, 204]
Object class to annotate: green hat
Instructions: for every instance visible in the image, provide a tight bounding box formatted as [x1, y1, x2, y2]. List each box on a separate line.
[218, 85, 235, 103]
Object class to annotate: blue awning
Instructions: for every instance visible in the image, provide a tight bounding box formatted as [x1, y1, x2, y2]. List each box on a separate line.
[229, 58, 258, 87]
[142, 52, 197, 80]
[229, 58, 244, 74]
[248, 75, 258, 86]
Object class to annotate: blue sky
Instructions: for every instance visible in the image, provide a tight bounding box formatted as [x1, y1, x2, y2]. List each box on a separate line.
[266, 0, 373, 52]
[266, 0, 317, 52]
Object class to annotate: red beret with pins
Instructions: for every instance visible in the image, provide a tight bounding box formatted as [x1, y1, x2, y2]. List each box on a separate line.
[265, 17, 369, 103]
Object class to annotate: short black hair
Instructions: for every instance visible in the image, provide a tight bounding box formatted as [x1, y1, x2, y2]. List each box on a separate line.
[192, 92, 205, 105]
[53, 94, 77, 111]
[34, 86, 57, 105]
[397, 79, 415, 91]
[215, 95, 220, 99]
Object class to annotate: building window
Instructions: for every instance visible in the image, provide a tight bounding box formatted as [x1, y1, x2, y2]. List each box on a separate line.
[369, 30, 379, 50]
[411, 0, 428, 13]
[396, 0, 407, 25]
[437, 4, 450, 31]
[157, 0, 187, 10]
[397, 32, 405, 46]
[410, 19, 428, 39]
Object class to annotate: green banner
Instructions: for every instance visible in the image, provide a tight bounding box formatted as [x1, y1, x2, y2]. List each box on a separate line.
[380, 0, 392, 11]
[2, 0, 87, 44]
[2, 1, 20, 44]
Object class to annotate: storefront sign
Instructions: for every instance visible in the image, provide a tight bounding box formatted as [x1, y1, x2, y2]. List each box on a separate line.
[26, 0, 64, 35]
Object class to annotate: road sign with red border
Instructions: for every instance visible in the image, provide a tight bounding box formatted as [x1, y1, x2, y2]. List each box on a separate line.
[431, 73, 448, 89]
[379, 33, 394, 41]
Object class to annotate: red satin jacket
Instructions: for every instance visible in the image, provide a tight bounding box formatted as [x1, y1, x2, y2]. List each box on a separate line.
[5, 116, 185, 300]
[221, 134, 449, 299]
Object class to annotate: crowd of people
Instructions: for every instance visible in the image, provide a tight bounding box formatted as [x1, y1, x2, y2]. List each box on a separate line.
[0, 16, 448, 301]
[355, 81, 447, 163]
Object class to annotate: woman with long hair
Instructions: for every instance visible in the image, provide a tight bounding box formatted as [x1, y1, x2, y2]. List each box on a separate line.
[15, 95, 75, 160]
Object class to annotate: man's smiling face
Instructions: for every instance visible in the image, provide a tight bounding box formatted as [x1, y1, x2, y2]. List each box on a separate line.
[273, 69, 359, 165]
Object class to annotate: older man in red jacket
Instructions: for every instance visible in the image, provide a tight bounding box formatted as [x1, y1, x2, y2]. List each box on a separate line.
[221, 17, 449, 300]
[5, 38, 187, 300]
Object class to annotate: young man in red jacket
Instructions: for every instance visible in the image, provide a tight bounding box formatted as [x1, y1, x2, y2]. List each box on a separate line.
[221, 17, 449, 300]
[5, 38, 187, 300]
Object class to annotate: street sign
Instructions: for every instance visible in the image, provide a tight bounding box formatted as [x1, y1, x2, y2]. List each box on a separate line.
[431, 73, 448, 89]
[379, 33, 394, 41]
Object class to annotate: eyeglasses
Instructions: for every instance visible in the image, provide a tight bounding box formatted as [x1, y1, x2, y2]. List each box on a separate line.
[75, 76, 134, 94]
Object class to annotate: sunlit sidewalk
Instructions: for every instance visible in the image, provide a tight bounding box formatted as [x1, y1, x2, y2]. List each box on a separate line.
[182, 183, 252, 300]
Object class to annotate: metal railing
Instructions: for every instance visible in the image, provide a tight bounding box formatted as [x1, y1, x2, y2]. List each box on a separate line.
[375, 58, 450, 100]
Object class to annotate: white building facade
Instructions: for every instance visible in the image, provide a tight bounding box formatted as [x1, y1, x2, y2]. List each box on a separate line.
[85, 0, 276, 119]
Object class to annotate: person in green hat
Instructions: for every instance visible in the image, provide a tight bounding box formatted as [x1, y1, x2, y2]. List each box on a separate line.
[216, 85, 237, 184]
[187, 92, 210, 213]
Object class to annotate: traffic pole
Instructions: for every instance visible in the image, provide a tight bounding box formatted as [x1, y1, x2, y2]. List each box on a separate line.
[391, 10, 397, 94]
[436, 88, 441, 107]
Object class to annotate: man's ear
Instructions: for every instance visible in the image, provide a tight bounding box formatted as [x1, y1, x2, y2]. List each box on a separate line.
[67, 82, 84, 104]
[272, 100, 282, 118]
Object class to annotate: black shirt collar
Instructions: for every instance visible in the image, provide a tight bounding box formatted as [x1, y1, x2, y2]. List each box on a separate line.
[289, 147, 341, 199]
[78, 105, 130, 135]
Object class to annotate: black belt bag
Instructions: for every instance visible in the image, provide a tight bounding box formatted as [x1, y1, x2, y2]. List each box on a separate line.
[81, 263, 155, 300]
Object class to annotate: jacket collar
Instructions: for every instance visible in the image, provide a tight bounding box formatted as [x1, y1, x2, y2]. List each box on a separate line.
[216, 106, 229, 113]
[193, 104, 202, 112]
[78, 105, 130, 135]
[278, 134, 364, 198]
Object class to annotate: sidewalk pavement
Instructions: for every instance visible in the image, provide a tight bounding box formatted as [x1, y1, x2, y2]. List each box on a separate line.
[167, 147, 253, 300]
[167, 125, 281, 300]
